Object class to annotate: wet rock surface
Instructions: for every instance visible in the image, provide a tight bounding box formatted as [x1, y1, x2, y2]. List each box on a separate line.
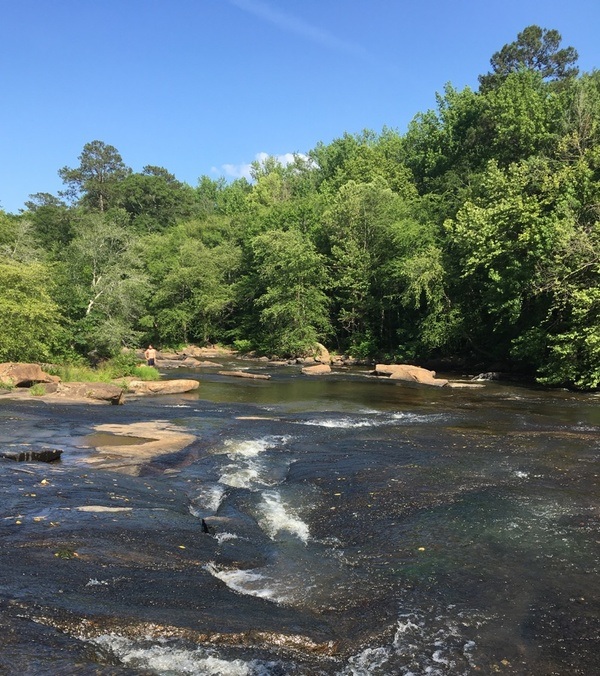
[0, 370, 598, 674]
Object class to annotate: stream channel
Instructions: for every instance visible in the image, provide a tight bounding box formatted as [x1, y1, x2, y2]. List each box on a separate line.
[0, 361, 598, 675]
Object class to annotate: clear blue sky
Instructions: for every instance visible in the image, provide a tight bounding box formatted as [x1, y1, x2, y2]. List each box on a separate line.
[1, 0, 598, 214]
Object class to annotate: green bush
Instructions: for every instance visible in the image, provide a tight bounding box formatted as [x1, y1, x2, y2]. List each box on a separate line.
[29, 383, 47, 396]
[105, 351, 143, 377]
[130, 365, 160, 380]
[233, 339, 253, 354]
[47, 355, 159, 383]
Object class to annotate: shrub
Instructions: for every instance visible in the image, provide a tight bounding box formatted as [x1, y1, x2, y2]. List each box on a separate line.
[29, 383, 47, 396]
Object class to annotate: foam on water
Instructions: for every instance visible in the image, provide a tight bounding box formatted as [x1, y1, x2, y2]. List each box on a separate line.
[391, 411, 447, 424]
[338, 606, 487, 675]
[88, 634, 278, 675]
[190, 484, 226, 513]
[223, 436, 289, 459]
[215, 531, 240, 545]
[204, 562, 289, 603]
[302, 417, 379, 428]
[219, 464, 261, 489]
[256, 489, 310, 542]
[216, 436, 290, 489]
[300, 411, 446, 429]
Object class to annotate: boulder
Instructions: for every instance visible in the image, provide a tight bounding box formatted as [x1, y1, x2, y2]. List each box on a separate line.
[39, 381, 59, 394]
[302, 364, 332, 376]
[54, 382, 125, 404]
[156, 358, 184, 369]
[0, 363, 56, 387]
[472, 371, 502, 381]
[314, 343, 331, 364]
[182, 345, 235, 358]
[179, 356, 204, 368]
[1, 448, 63, 462]
[374, 364, 448, 387]
[126, 379, 200, 395]
[156, 351, 181, 361]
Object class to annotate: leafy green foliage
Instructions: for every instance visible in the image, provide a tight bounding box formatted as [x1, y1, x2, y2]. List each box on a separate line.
[0, 259, 64, 362]
[479, 25, 579, 92]
[62, 211, 149, 355]
[58, 140, 131, 212]
[249, 229, 331, 356]
[143, 219, 242, 346]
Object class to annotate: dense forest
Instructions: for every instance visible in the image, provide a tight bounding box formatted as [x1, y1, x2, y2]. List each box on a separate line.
[2, 26, 600, 389]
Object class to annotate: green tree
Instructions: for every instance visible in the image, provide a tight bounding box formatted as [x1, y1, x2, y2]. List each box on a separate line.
[248, 228, 331, 356]
[402, 85, 487, 199]
[323, 178, 407, 353]
[0, 212, 42, 262]
[143, 220, 242, 346]
[445, 158, 574, 363]
[116, 166, 197, 232]
[557, 70, 600, 162]
[59, 140, 131, 212]
[0, 259, 64, 362]
[513, 155, 600, 389]
[479, 25, 578, 92]
[63, 211, 148, 354]
[484, 70, 560, 165]
[24, 193, 73, 253]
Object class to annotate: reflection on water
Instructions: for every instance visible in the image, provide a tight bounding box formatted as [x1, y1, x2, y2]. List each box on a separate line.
[0, 367, 598, 674]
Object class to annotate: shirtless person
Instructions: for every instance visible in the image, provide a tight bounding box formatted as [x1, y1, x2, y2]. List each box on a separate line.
[144, 345, 157, 367]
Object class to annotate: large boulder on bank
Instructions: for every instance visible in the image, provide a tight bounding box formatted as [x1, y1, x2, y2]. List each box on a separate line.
[0, 363, 57, 387]
[54, 382, 124, 404]
[314, 343, 331, 364]
[126, 379, 200, 395]
[374, 364, 448, 387]
[302, 364, 332, 376]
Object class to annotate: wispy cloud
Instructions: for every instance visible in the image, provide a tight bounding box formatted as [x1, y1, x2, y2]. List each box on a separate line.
[228, 0, 369, 59]
[213, 151, 310, 180]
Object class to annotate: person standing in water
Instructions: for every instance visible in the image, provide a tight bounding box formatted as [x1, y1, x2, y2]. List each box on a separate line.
[144, 345, 157, 367]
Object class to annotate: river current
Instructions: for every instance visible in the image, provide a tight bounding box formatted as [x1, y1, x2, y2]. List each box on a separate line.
[0, 362, 598, 675]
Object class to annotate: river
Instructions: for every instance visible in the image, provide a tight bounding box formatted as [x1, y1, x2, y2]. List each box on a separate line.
[0, 362, 598, 675]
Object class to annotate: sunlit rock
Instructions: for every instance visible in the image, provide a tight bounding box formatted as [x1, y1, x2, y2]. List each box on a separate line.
[374, 363, 448, 387]
[125, 379, 200, 395]
[302, 364, 332, 376]
[53, 382, 124, 404]
[0, 362, 57, 387]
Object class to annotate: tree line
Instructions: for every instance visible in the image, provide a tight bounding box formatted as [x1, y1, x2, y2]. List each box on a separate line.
[1, 26, 599, 389]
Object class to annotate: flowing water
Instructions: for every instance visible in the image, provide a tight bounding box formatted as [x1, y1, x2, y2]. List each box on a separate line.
[0, 363, 598, 675]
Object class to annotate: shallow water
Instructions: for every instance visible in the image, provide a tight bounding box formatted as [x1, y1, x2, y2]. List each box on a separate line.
[0, 366, 598, 675]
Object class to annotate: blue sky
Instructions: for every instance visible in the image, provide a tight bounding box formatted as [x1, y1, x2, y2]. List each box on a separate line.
[1, 0, 598, 214]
